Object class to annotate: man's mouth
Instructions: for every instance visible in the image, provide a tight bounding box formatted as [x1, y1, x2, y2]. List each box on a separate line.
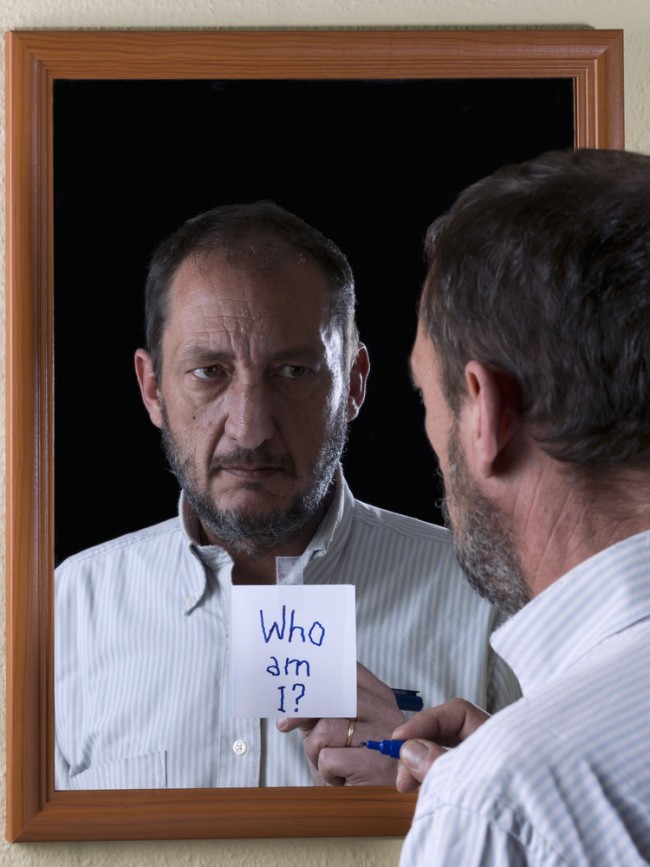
[210, 448, 296, 480]
[219, 465, 284, 479]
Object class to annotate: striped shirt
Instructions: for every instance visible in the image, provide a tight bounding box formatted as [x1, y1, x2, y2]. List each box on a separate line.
[55, 471, 520, 789]
[400, 530, 650, 866]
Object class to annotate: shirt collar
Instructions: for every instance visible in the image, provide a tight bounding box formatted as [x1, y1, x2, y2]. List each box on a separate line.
[302, 465, 354, 568]
[491, 530, 650, 695]
[177, 493, 227, 612]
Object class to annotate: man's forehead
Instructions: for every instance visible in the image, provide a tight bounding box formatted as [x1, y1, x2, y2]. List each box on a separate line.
[160, 253, 343, 360]
[169, 251, 329, 302]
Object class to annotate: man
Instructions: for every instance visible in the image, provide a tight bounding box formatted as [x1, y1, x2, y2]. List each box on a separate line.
[397, 149, 650, 864]
[55, 202, 519, 790]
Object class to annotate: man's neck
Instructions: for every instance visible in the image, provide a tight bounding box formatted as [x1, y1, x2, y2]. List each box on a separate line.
[514, 459, 650, 598]
[198, 492, 334, 585]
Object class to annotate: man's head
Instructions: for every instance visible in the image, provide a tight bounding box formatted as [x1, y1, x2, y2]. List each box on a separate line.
[413, 148, 650, 611]
[135, 202, 368, 556]
[144, 200, 360, 381]
[421, 148, 650, 469]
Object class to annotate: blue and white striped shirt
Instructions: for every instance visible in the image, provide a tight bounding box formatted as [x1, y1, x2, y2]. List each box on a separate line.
[55, 471, 520, 789]
[400, 530, 650, 866]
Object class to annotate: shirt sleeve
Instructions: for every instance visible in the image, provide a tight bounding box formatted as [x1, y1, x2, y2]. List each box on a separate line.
[400, 804, 547, 867]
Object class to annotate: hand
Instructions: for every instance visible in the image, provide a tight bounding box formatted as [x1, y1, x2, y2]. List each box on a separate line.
[276, 662, 406, 786]
[393, 698, 490, 793]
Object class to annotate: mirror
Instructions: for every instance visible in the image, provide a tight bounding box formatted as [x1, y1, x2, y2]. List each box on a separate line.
[5, 27, 623, 841]
[53, 75, 577, 559]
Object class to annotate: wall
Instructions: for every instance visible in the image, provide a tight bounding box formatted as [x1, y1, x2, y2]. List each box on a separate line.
[1, 1, 649, 866]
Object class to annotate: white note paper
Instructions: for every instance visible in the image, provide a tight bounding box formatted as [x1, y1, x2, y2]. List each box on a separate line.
[231, 584, 357, 718]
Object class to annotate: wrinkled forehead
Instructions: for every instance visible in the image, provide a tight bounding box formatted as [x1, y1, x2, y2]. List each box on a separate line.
[170, 248, 331, 307]
[175, 244, 335, 311]
[162, 224, 332, 293]
[162, 252, 344, 360]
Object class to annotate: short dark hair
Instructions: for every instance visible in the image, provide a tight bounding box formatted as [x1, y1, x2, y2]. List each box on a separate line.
[145, 201, 358, 380]
[421, 148, 650, 469]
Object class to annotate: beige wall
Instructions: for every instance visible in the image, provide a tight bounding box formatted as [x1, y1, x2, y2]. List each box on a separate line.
[2, 2, 649, 866]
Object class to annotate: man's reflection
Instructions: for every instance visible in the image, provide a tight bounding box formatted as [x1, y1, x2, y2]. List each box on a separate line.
[55, 202, 519, 789]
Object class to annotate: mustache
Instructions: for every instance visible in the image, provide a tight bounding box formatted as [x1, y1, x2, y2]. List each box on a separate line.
[209, 445, 296, 475]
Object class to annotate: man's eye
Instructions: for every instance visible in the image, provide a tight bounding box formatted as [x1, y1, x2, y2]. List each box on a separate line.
[276, 364, 310, 380]
[193, 366, 224, 380]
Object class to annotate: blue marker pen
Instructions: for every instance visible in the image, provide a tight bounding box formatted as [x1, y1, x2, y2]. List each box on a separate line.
[364, 739, 406, 759]
[391, 689, 424, 712]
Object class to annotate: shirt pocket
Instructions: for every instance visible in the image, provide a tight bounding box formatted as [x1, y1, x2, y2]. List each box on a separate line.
[69, 750, 167, 789]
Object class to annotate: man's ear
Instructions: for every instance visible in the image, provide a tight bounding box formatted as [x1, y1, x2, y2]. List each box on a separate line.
[134, 348, 163, 430]
[346, 343, 370, 421]
[463, 360, 521, 478]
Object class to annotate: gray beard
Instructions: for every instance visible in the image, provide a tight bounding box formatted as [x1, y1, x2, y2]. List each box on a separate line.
[161, 406, 349, 558]
[442, 422, 529, 615]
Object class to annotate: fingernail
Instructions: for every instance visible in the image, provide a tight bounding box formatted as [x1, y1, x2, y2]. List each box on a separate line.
[400, 740, 429, 770]
[276, 717, 288, 730]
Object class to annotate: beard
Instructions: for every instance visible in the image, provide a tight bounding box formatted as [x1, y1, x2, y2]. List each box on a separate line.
[161, 403, 349, 557]
[442, 421, 529, 615]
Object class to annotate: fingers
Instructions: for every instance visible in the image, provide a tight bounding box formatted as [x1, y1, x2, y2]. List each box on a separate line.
[317, 746, 399, 787]
[393, 698, 489, 748]
[276, 661, 409, 785]
[393, 699, 491, 793]
[276, 716, 318, 734]
[277, 716, 354, 778]
[276, 662, 401, 736]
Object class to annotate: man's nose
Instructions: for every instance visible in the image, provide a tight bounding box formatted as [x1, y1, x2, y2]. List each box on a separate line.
[223, 380, 275, 450]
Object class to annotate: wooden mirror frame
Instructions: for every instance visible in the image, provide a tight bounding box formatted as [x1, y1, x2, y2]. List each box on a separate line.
[5, 28, 624, 843]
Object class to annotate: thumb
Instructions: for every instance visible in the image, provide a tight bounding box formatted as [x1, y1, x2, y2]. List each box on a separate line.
[400, 739, 441, 782]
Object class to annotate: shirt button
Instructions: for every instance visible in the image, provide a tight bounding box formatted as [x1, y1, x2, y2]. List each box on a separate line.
[233, 739, 247, 756]
[184, 595, 196, 609]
